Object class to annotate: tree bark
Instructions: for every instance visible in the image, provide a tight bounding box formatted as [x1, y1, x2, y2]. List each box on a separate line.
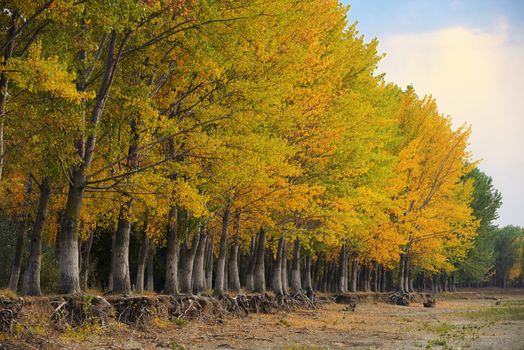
[272, 237, 284, 296]
[372, 262, 379, 292]
[228, 243, 240, 292]
[214, 205, 231, 297]
[192, 230, 207, 294]
[22, 178, 51, 295]
[397, 254, 405, 292]
[253, 228, 266, 293]
[403, 255, 411, 293]
[350, 257, 358, 292]
[338, 245, 348, 293]
[111, 200, 132, 294]
[108, 231, 115, 291]
[228, 211, 241, 293]
[303, 255, 313, 293]
[281, 240, 289, 295]
[80, 229, 94, 291]
[245, 235, 256, 291]
[8, 175, 31, 291]
[146, 243, 154, 292]
[180, 231, 200, 294]
[60, 31, 127, 295]
[290, 239, 302, 293]
[164, 206, 180, 295]
[204, 234, 214, 290]
[136, 231, 149, 294]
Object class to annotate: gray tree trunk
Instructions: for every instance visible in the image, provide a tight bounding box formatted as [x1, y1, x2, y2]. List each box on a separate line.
[272, 237, 284, 296]
[290, 239, 302, 293]
[350, 257, 358, 292]
[136, 231, 149, 294]
[60, 32, 124, 295]
[192, 230, 207, 294]
[164, 206, 180, 295]
[245, 235, 256, 291]
[22, 178, 51, 295]
[204, 235, 214, 290]
[338, 245, 348, 293]
[281, 240, 289, 295]
[146, 243, 154, 292]
[108, 232, 115, 291]
[403, 255, 410, 293]
[214, 205, 231, 297]
[111, 201, 133, 294]
[80, 229, 94, 291]
[228, 243, 240, 292]
[8, 175, 32, 291]
[303, 255, 313, 293]
[397, 254, 405, 292]
[180, 232, 200, 294]
[228, 211, 241, 292]
[253, 229, 266, 292]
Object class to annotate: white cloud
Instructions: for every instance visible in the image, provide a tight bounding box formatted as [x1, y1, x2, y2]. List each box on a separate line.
[377, 22, 524, 226]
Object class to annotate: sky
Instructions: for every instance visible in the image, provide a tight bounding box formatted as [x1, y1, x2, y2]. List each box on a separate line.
[340, 0, 524, 227]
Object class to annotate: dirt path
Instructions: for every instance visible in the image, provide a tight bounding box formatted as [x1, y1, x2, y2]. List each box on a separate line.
[17, 289, 524, 350]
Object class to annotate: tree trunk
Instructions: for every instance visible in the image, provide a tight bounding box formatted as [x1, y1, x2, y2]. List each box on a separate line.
[228, 243, 240, 292]
[59, 175, 84, 294]
[281, 240, 289, 295]
[303, 255, 313, 293]
[245, 235, 256, 291]
[136, 232, 149, 294]
[338, 245, 348, 293]
[22, 178, 51, 295]
[60, 33, 123, 295]
[180, 231, 200, 294]
[397, 254, 405, 292]
[214, 205, 231, 297]
[108, 232, 115, 291]
[403, 255, 410, 293]
[111, 200, 133, 294]
[8, 175, 31, 292]
[228, 211, 241, 293]
[380, 266, 386, 292]
[253, 228, 266, 293]
[290, 239, 302, 293]
[372, 262, 378, 292]
[350, 257, 358, 292]
[80, 229, 94, 291]
[272, 237, 284, 296]
[204, 235, 214, 290]
[164, 207, 180, 295]
[146, 243, 154, 292]
[192, 230, 207, 295]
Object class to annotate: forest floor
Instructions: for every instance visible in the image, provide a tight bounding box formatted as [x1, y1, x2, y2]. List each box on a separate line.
[3, 288, 524, 350]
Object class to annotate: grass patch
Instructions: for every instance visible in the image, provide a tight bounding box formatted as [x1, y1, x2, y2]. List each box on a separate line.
[462, 305, 524, 321]
[421, 321, 456, 335]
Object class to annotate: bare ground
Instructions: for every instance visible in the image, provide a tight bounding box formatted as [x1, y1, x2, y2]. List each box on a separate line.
[4, 288, 524, 350]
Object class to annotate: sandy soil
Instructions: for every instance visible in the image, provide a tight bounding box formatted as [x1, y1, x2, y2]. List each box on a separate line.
[6, 289, 524, 350]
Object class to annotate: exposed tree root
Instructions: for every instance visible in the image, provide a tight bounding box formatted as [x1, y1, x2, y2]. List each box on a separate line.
[50, 296, 113, 330]
[0, 296, 24, 333]
[386, 292, 416, 306]
[0, 292, 319, 333]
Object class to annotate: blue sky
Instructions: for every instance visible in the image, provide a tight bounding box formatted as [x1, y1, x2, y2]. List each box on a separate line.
[343, 0, 524, 41]
[340, 1, 524, 227]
